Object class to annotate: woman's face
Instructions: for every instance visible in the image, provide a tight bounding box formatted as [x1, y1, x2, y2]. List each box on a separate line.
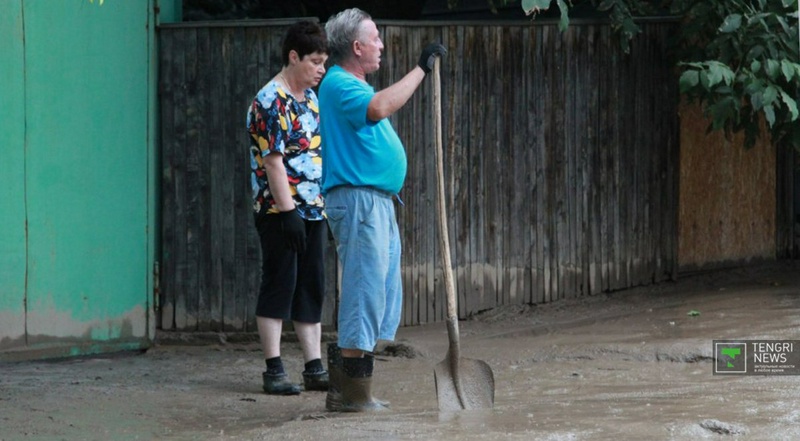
[293, 50, 328, 89]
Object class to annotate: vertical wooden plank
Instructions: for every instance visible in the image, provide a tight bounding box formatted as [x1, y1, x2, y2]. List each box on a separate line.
[412, 25, 424, 326]
[519, 24, 534, 305]
[184, 27, 203, 331]
[484, 26, 502, 311]
[503, 25, 523, 306]
[642, 28, 657, 284]
[620, 31, 633, 289]
[206, 26, 226, 331]
[549, 24, 567, 303]
[597, 24, 611, 293]
[609, 26, 623, 292]
[172, 28, 191, 330]
[238, 26, 259, 332]
[587, 24, 603, 295]
[663, 23, 680, 279]
[463, 25, 478, 317]
[575, 25, 591, 297]
[450, 25, 468, 322]
[532, 24, 547, 304]
[505, 25, 520, 305]
[158, 28, 177, 330]
[194, 26, 213, 331]
[566, 25, 579, 298]
[228, 26, 246, 332]
[219, 28, 239, 331]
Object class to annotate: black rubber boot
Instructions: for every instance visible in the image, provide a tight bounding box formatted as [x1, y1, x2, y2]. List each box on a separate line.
[363, 353, 389, 407]
[333, 354, 389, 412]
[262, 372, 301, 395]
[325, 343, 344, 410]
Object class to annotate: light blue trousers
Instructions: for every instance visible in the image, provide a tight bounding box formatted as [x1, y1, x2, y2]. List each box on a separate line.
[325, 186, 403, 352]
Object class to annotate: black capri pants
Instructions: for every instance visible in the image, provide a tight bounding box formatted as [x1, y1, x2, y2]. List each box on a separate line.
[254, 214, 326, 323]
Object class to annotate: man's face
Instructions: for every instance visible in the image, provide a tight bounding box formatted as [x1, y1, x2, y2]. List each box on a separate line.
[356, 19, 383, 74]
[295, 51, 328, 88]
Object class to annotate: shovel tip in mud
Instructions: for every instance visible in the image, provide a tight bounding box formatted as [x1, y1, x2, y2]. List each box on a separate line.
[434, 357, 495, 412]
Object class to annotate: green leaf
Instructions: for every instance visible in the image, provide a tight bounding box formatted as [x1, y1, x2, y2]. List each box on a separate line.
[699, 70, 710, 90]
[781, 60, 796, 82]
[522, 0, 552, 14]
[708, 66, 723, 87]
[780, 90, 799, 121]
[707, 62, 735, 87]
[751, 91, 764, 111]
[765, 59, 780, 80]
[763, 85, 778, 106]
[764, 104, 776, 127]
[782, 0, 795, 7]
[679, 70, 699, 92]
[687, 310, 700, 317]
[719, 14, 742, 33]
[597, 0, 616, 11]
[750, 60, 761, 73]
[744, 77, 763, 95]
[709, 97, 738, 131]
[746, 45, 765, 61]
[747, 13, 770, 26]
[775, 16, 791, 35]
[557, 0, 570, 32]
[621, 17, 640, 40]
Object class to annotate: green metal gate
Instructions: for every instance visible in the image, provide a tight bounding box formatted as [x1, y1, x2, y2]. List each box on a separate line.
[0, 0, 171, 361]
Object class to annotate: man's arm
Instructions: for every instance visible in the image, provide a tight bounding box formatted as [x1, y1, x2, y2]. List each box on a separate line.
[366, 43, 447, 122]
[366, 67, 426, 122]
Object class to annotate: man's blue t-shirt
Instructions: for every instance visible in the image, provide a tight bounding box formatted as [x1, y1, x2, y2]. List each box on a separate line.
[319, 65, 407, 195]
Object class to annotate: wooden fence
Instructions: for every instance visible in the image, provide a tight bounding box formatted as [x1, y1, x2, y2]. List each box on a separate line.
[158, 18, 679, 332]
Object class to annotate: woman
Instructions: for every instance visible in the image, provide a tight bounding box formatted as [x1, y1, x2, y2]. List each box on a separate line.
[245, 20, 328, 395]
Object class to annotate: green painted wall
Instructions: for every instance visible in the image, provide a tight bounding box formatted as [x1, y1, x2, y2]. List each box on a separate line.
[0, 0, 179, 360]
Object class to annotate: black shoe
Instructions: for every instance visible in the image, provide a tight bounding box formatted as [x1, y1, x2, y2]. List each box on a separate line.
[303, 370, 330, 391]
[262, 372, 301, 395]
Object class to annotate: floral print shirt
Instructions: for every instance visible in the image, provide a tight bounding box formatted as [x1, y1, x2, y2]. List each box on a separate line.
[246, 81, 324, 221]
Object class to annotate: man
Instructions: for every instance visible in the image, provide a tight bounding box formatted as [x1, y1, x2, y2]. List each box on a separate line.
[246, 21, 329, 396]
[319, 8, 446, 412]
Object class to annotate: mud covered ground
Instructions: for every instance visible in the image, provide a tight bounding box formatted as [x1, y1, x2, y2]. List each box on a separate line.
[2, 261, 800, 441]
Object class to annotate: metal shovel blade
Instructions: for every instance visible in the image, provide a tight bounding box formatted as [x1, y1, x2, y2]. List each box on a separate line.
[434, 356, 495, 411]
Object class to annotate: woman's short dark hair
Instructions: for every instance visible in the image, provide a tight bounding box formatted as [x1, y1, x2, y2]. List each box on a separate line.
[282, 20, 327, 66]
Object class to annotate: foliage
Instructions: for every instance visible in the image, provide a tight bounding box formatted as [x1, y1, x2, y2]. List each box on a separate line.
[673, 0, 800, 151]
[522, 0, 654, 48]
[512, 0, 800, 152]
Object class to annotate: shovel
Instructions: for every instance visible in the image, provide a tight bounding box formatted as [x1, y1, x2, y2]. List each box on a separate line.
[431, 58, 495, 411]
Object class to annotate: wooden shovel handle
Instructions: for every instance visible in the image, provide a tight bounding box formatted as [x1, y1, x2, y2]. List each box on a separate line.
[433, 58, 461, 345]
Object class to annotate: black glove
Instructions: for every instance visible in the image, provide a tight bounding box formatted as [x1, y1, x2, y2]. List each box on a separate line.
[278, 209, 306, 252]
[418, 42, 447, 74]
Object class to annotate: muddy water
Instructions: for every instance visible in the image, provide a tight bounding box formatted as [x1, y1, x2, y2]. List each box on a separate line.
[263, 273, 800, 441]
[2, 263, 799, 441]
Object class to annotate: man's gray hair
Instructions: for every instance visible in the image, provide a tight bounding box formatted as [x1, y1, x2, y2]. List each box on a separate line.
[325, 8, 371, 65]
